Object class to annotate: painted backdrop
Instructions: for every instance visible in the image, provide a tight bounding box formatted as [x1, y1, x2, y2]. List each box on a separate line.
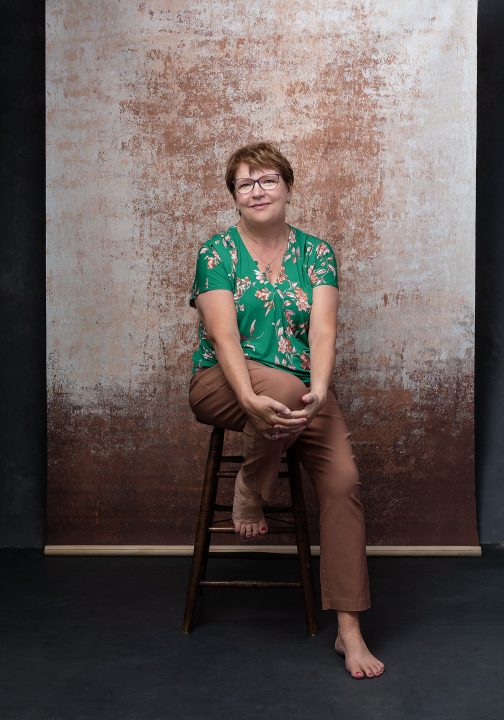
[46, 1, 478, 547]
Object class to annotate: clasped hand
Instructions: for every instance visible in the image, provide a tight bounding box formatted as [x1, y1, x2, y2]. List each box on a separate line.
[245, 392, 325, 440]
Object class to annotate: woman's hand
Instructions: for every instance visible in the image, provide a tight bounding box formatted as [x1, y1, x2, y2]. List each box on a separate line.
[244, 394, 308, 440]
[281, 391, 326, 428]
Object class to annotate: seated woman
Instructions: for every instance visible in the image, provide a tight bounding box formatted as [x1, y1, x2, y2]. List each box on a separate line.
[188, 142, 384, 679]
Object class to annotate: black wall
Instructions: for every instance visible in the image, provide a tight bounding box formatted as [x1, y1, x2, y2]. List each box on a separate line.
[475, 0, 504, 543]
[0, 1, 45, 547]
[0, 1, 502, 546]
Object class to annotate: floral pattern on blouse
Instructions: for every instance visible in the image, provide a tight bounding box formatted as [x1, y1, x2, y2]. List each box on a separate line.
[189, 225, 338, 382]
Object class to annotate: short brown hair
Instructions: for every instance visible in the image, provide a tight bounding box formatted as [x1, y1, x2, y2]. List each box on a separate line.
[225, 142, 294, 196]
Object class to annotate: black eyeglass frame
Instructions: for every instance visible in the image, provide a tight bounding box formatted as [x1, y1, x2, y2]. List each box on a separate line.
[232, 173, 281, 194]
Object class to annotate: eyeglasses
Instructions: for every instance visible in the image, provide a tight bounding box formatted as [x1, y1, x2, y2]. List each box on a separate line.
[233, 174, 280, 194]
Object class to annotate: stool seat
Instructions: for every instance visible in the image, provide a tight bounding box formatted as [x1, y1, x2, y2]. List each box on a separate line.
[182, 426, 318, 635]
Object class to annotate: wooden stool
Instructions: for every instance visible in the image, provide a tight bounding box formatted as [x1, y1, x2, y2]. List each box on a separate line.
[182, 426, 318, 635]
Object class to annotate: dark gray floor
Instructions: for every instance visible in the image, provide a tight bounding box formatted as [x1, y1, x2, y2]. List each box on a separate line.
[0, 548, 503, 720]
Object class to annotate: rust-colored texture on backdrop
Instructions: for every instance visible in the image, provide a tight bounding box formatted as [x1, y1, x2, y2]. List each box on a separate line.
[46, 1, 478, 546]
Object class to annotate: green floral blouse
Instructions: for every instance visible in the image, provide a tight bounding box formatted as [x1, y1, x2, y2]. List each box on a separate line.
[189, 224, 338, 382]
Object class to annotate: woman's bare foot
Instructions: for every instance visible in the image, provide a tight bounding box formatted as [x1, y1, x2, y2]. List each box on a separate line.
[232, 469, 268, 539]
[335, 611, 384, 679]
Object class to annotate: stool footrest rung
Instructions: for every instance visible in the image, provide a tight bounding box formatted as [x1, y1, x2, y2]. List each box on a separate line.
[208, 526, 294, 534]
[217, 471, 289, 479]
[220, 456, 289, 464]
[200, 580, 301, 588]
[213, 503, 294, 513]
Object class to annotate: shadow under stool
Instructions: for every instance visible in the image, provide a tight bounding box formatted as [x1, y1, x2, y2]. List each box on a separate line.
[182, 425, 318, 635]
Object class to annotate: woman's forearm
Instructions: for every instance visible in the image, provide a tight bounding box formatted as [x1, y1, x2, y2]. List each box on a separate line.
[211, 334, 257, 411]
[307, 285, 339, 402]
[308, 332, 336, 400]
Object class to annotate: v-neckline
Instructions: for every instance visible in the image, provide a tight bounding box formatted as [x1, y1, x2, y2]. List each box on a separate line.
[232, 224, 295, 288]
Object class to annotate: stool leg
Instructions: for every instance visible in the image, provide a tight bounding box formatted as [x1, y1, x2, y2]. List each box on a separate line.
[196, 429, 224, 592]
[287, 447, 318, 636]
[182, 427, 224, 633]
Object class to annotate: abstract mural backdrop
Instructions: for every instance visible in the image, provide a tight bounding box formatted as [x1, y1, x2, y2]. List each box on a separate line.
[46, 1, 478, 547]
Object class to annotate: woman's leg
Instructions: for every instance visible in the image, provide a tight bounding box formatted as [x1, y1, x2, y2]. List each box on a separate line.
[296, 387, 384, 678]
[189, 362, 307, 538]
[243, 362, 306, 502]
[296, 389, 369, 611]
[189, 364, 268, 537]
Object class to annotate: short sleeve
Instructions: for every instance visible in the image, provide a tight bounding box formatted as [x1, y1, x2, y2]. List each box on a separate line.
[189, 241, 234, 307]
[307, 239, 338, 288]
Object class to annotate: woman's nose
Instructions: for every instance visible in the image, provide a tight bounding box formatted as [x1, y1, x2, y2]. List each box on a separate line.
[251, 181, 265, 196]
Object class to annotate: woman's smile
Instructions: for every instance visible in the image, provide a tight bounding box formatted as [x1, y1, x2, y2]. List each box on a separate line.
[250, 202, 270, 210]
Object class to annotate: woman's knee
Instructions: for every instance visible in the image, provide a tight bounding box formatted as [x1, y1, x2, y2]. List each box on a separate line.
[275, 377, 307, 411]
[248, 364, 307, 410]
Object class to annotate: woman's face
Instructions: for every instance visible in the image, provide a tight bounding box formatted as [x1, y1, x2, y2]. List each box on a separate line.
[233, 162, 291, 226]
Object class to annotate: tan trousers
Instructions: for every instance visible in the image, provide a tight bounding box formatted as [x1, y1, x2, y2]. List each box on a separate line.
[189, 360, 370, 611]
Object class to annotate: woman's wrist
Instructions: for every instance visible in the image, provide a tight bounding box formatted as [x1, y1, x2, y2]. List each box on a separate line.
[238, 389, 258, 413]
[309, 384, 328, 404]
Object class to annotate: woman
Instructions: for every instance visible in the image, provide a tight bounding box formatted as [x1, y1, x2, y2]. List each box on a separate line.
[188, 142, 384, 679]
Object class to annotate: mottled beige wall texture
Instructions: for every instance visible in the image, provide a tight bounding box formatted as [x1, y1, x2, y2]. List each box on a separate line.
[46, 1, 478, 546]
